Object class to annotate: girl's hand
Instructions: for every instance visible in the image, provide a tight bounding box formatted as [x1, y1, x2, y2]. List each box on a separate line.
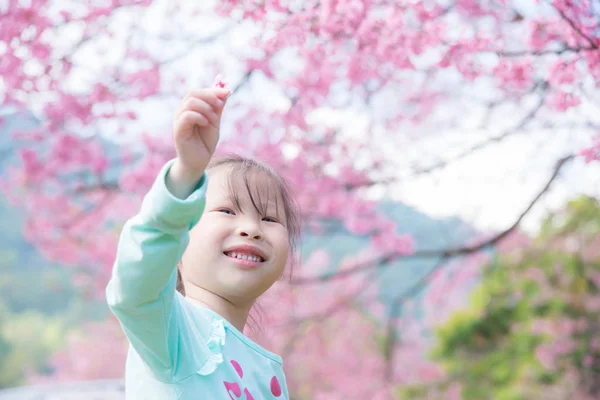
[172, 87, 230, 181]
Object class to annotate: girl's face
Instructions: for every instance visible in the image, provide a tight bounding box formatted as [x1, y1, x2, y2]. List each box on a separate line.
[180, 166, 289, 304]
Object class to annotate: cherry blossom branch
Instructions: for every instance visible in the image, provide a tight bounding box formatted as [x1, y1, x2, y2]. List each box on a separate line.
[345, 81, 549, 191]
[291, 270, 380, 324]
[69, 182, 121, 195]
[276, 275, 379, 358]
[497, 46, 594, 57]
[553, 5, 599, 50]
[291, 153, 575, 285]
[406, 81, 548, 177]
[61, 191, 116, 231]
[230, 70, 253, 96]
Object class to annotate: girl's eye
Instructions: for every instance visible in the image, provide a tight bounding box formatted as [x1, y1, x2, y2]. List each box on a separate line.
[218, 209, 235, 215]
[262, 216, 278, 223]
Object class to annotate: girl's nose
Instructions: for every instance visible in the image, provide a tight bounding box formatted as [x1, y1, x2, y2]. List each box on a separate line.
[237, 226, 263, 240]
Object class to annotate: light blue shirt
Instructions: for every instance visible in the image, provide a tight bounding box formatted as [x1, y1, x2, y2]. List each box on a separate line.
[106, 160, 289, 399]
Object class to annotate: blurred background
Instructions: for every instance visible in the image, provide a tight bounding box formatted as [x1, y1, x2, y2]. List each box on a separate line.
[0, 1, 599, 399]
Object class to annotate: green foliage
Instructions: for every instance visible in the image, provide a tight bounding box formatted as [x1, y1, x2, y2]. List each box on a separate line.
[402, 196, 600, 399]
[0, 307, 69, 388]
[0, 291, 108, 388]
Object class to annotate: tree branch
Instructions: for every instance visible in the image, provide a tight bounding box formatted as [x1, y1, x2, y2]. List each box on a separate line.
[406, 81, 548, 177]
[61, 191, 116, 230]
[291, 153, 575, 285]
[496, 46, 594, 57]
[344, 82, 549, 191]
[291, 270, 379, 324]
[230, 70, 253, 96]
[554, 5, 598, 50]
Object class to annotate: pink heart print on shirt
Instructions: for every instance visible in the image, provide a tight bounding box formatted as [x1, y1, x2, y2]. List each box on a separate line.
[223, 360, 282, 399]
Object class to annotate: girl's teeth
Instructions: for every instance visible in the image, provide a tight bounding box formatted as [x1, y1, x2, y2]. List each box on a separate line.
[227, 252, 263, 262]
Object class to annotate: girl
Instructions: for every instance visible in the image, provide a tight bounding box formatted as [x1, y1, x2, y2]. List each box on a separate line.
[106, 86, 300, 399]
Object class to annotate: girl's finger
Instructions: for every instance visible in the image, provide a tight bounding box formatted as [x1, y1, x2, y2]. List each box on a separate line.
[176, 93, 223, 121]
[182, 98, 219, 128]
[205, 94, 225, 109]
[182, 88, 230, 108]
[177, 111, 209, 130]
[174, 98, 215, 126]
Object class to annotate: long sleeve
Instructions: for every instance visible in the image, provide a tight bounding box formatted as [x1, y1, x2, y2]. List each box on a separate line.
[106, 159, 208, 382]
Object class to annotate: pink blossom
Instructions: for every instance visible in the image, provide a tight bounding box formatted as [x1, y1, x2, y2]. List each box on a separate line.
[536, 344, 556, 370]
[493, 59, 533, 90]
[579, 134, 600, 163]
[372, 231, 415, 255]
[124, 66, 161, 98]
[344, 214, 377, 234]
[247, 58, 274, 78]
[528, 20, 563, 51]
[548, 60, 578, 86]
[547, 90, 581, 111]
[455, 0, 488, 16]
[214, 74, 227, 88]
[90, 83, 112, 103]
[19, 148, 45, 182]
[30, 42, 51, 60]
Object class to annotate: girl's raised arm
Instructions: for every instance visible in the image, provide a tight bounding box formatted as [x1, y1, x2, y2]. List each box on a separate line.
[106, 87, 228, 382]
[106, 160, 207, 381]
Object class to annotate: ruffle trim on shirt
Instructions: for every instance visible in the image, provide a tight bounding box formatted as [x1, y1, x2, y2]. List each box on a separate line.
[197, 317, 226, 375]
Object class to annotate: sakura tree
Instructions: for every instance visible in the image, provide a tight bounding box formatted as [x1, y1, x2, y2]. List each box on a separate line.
[1, 0, 599, 397]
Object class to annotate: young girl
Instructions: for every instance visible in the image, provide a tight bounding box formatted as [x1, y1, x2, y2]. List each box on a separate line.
[106, 86, 300, 399]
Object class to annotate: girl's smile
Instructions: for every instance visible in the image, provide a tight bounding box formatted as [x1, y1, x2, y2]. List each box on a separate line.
[224, 243, 268, 262]
[223, 244, 268, 268]
[224, 253, 265, 268]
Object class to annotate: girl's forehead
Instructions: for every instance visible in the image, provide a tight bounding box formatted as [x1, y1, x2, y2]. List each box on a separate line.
[206, 166, 232, 190]
[206, 165, 283, 205]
